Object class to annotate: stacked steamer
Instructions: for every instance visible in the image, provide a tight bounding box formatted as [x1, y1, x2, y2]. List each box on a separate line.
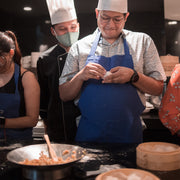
[96, 168, 160, 180]
[136, 142, 180, 171]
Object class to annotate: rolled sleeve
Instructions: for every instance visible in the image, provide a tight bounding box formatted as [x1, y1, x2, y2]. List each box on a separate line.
[143, 35, 166, 81]
[59, 45, 79, 85]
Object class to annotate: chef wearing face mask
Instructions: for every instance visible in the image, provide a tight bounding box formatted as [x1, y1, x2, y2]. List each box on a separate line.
[37, 0, 80, 143]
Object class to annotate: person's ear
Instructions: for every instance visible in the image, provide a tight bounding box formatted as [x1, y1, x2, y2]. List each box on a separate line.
[124, 12, 130, 22]
[51, 27, 56, 36]
[9, 49, 14, 57]
[76, 22, 80, 31]
[95, 8, 99, 19]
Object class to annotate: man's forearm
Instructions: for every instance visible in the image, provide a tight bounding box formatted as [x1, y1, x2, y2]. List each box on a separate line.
[133, 72, 164, 96]
[59, 73, 84, 101]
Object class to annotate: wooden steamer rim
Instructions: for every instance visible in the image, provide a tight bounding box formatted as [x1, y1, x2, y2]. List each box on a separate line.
[136, 142, 180, 171]
[96, 168, 160, 180]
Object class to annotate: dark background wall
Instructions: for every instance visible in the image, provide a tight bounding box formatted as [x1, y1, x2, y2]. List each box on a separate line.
[165, 20, 180, 56]
[0, 0, 169, 57]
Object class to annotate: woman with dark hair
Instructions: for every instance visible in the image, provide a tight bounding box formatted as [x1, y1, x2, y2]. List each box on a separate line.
[0, 30, 40, 141]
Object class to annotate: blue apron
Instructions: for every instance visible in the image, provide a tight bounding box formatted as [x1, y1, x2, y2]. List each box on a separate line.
[76, 31, 145, 143]
[0, 63, 32, 141]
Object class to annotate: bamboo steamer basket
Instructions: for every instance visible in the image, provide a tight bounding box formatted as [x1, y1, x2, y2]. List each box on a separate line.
[160, 55, 179, 77]
[96, 168, 160, 180]
[136, 142, 180, 171]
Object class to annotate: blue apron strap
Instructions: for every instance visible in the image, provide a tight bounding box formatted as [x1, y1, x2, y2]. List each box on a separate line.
[14, 63, 19, 93]
[89, 30, 101, 56]
[123, 38, 130, 55]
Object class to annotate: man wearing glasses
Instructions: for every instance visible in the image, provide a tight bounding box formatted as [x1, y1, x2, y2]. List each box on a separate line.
[59, 0, 166, 143]
[37, 0, 80, 143]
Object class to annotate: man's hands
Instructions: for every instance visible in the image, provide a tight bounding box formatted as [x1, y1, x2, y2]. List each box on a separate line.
[78, 63, 134, 84]
[78, 62, 106, 81]
[102, 66, 134, 84]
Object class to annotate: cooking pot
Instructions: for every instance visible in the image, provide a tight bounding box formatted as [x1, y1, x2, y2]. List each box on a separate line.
[7, 143, 86, 180]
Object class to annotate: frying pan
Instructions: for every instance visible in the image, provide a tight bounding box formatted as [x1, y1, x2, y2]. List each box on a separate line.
[7, 143, 86, 180]
[7, 143, 85, 169]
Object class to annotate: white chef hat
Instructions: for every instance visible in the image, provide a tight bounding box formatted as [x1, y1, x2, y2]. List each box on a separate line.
[97, 0, 128, 13]
[46, 0, 77, 25]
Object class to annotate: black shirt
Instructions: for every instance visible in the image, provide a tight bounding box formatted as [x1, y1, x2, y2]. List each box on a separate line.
[37, 45, 80, 143]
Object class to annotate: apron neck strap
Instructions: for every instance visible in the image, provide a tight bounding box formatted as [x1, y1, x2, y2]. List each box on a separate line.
[89, 30, 101, 56]
[123, 38, 130, 55]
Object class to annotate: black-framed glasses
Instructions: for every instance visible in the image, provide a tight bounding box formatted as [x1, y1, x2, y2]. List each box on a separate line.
[99, 14, 125, 24]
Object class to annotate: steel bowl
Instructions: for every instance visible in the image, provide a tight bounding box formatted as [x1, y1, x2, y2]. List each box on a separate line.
[7, 143, 86, 180]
